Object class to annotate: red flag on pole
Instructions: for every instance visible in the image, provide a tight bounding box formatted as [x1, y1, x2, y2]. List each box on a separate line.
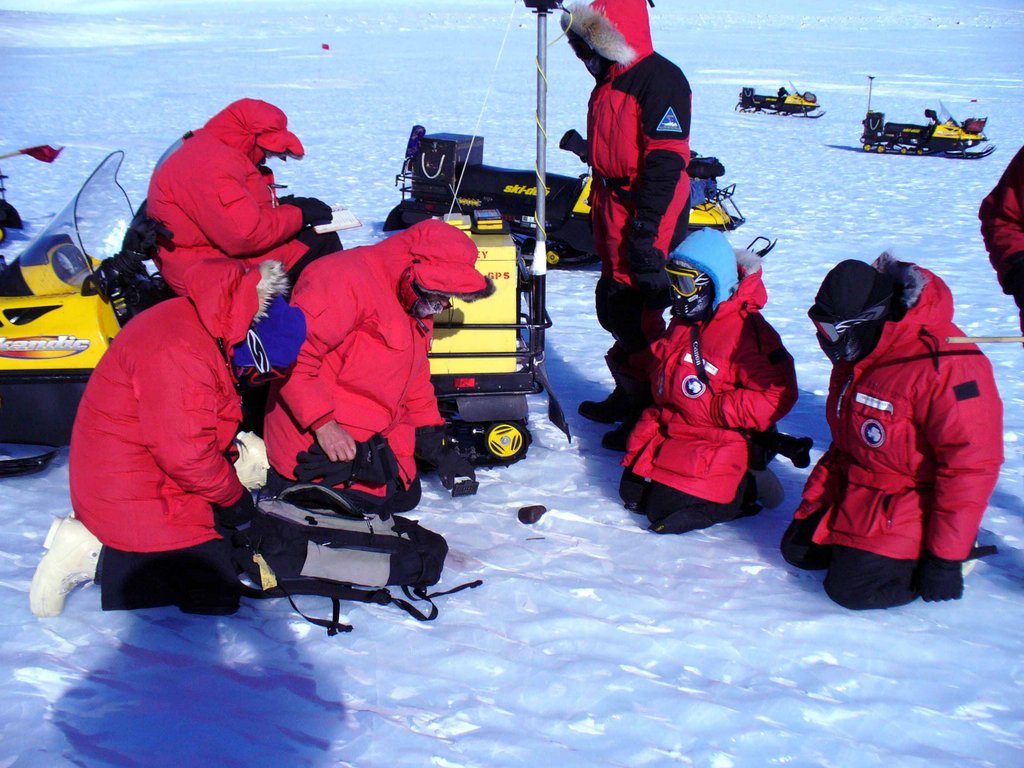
[321, 43, 330, 50]
[20, 145, 63, 163]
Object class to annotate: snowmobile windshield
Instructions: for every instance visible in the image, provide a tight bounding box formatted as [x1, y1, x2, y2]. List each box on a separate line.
[937, 102, 956, 125]
[1, 151, 134, 297]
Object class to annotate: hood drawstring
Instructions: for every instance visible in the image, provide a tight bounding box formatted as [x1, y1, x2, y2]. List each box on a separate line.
[216, 337, 243, 393]
[918, 328, 941, 372]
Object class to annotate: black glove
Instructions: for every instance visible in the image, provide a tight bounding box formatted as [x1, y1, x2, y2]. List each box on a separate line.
[294, 435, 399, 487]
[559, 129, 588, 163]
[279, 195, 333, 227]
[437, 449, 476, 491]
[213, 490, 258, 530]
[295, 443, 354, 486]
[917, 551, 964, 602]
[628, 224, 671, 309]
[415, 425, 476, 492]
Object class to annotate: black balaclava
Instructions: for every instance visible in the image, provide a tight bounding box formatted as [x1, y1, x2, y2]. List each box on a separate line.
[808, 259, 896, 364]
[668, 264, 716, 325]
[567, 29, 613, 80]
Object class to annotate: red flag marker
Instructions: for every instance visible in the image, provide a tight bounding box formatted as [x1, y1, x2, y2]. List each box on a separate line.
[0, 145, 64, 163]
[321, 43, 330, 50]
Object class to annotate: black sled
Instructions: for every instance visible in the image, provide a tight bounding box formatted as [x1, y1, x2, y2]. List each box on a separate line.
[737, 86, 824, 118]
[383, 127, 745, 269]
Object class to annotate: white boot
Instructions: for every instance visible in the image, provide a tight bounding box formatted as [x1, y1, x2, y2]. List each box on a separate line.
[750, 468, 785, 509]
[233, 431, 270, 491]
[29, 516, 102, 618]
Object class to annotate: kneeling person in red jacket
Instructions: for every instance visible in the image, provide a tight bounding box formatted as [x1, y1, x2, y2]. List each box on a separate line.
[29, 261, 306, 617]
[620, 229, 799, 533]
[782, 256, 1004, 610]
[263, 219, 495, 516]
[147, 98, 341, 300]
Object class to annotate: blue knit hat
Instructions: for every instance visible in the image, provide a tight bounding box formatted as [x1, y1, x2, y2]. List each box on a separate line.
[667, 229, 738, 310]
[233, 296, 307, 375]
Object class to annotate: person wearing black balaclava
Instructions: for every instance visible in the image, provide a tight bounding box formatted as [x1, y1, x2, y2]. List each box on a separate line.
[782, 255, 1004, 610]
[619, 229, 797, 534]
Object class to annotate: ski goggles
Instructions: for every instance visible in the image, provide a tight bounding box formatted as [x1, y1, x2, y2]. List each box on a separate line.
[665, 262, 711, 298]
[808, 299, 889, 343]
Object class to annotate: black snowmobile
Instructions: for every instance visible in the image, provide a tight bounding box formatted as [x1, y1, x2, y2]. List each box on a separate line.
[383, 126, 745, 268]
[861, 104, 992, 159]
[736, 86, 824, 118]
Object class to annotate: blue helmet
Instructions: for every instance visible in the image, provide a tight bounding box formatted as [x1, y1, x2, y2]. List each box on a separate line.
[666, 229, 738, 310]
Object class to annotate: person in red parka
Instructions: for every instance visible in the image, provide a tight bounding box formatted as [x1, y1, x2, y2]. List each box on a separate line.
[782, 256, 1004, 610]
[147, 98, 340, 300]
[561, 0, 692, 451]
[263, 218, 496, 516]
[29, 260, 307, 617]
[620, 229, 798, 533]
[979, 144, 1024, 334]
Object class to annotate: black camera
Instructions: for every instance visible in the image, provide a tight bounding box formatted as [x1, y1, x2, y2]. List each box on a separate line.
[749, 427, 813, 470]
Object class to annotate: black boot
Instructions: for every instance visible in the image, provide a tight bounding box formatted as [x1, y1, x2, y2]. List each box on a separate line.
[601, 419, 635, 451]
[578, 386, 628, 424]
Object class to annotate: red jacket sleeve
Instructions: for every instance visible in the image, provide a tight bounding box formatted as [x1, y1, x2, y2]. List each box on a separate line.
[920, 348, 1004, 560]
[979, 145, 1024, 292]
[276, 275, 359, 431]
[187, 164, 303, 257]
[711, 317, 798, 432]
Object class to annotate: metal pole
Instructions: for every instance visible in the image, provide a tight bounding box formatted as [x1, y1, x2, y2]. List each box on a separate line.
[531, 2, 549, 359]
[867, 75, 875, 113]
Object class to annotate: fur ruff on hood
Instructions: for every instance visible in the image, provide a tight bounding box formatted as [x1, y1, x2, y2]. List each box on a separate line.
[873, 251, 927, 312]
[561, 2, 638, 66]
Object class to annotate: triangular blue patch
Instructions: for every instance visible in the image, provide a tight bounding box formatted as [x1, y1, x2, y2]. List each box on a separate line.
[657, 107, 683, 133]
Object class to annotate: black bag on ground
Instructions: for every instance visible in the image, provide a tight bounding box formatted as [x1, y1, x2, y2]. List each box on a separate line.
[234, 483, 480, 634]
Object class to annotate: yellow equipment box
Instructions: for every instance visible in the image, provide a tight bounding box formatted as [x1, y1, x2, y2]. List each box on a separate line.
[430, 216, 519, 374]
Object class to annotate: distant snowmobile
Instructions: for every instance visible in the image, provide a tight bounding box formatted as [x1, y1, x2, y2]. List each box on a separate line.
[736, 86, 824, 118]
[861, 104, 993, 159]
[384, 126, 746, 268]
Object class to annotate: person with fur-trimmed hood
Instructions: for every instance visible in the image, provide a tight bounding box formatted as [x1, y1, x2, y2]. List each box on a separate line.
[263, 219, 496, 516]
[148, 98, 341, 300]
[620, 229, 798, 534]
[782, 255, 1004, 610]
[30, 260, 308, 617]
[562, 0, 694, 451]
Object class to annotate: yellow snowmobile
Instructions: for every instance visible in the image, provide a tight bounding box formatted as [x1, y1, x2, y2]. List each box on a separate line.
[737, 86, 825, 118]
[0, 151, 169, 448]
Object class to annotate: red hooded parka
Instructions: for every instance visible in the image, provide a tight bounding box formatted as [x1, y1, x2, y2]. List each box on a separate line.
[263, 220, 491, 496]
[623, 257, 798, 503]
[565, 0, 692, 284]
[70, 263, 284, 552]
[147, 98, 307, 298]
[793, 257, 1004, 562]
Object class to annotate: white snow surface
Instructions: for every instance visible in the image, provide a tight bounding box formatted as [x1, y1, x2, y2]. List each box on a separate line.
[1, 1, 1023, 766]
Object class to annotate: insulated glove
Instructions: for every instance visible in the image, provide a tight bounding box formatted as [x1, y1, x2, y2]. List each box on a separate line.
[415, 425, 477, 492]
[279, 195, 333, 227]
[559, 129, 588, 163]
[627, 224, 671, 309]
[213, 490, 258, 531]
[295, 435, 399, 487]
[917, 551, 964, 602]
[436, 450, 476, 491]
[632, 266, 672, 309]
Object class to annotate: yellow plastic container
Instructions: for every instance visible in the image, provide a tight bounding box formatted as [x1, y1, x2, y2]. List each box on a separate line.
[430, 216, 519, 374]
